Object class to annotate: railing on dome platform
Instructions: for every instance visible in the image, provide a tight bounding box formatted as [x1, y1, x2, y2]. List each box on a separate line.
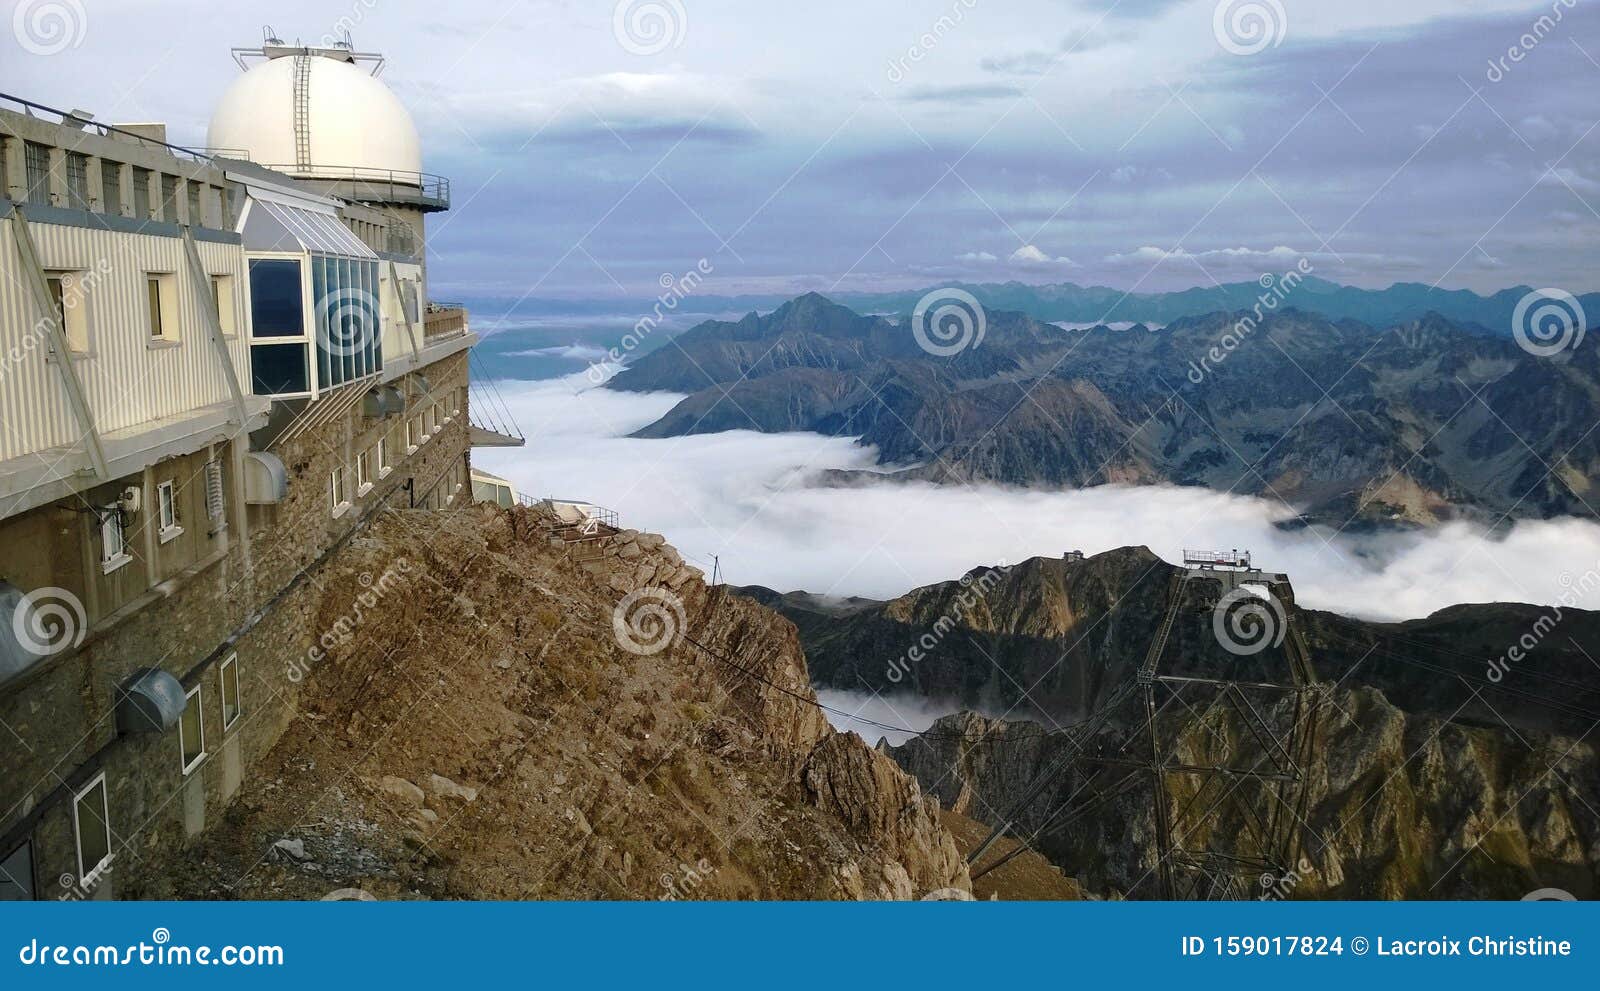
[259, 164, 450, 209]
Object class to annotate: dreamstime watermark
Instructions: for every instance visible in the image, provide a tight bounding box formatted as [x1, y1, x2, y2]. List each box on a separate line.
[318, 0, 379, 48]
[1184, 257, 1313, 384]
[921, 886, 977, 900]
[612, 0, 687, 56]
[17, 929, 284, 967]
[1213, 0, 1287, 56]
[885, 0, 980, 83]
[584, 259, 713, 385]
[885, 563, 1008, 683]
[612, 586, 686, 656]
[12, 586, 87, 658]
[657, 858, 716, 900]
[1486, 0, 1579, 82]
[285, 558, 415, 682]
[1522, 887, 1576, 900]
[56, 865, 111, 902]
[3, 258, 114, 382]
[11, 0, 86, 55]
[1211, 585, 1287, 657]
[1258, 857, 1315, 900]
[1511, 288, 1586, 358]
[911, 288, 987, 357]
[316, 287, 380, 359]
[1486, 559, 1599, 684]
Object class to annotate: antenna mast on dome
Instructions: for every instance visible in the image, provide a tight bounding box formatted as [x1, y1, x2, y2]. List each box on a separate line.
[230, 25, 386, 75]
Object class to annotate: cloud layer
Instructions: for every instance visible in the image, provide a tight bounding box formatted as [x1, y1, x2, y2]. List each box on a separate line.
[474, 376, 1600, 623]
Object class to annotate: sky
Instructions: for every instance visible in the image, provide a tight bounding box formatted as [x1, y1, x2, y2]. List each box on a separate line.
[3, 0, 1599, 302]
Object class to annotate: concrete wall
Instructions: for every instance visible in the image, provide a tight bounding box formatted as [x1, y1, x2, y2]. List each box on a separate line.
[0, 348, 472, 900]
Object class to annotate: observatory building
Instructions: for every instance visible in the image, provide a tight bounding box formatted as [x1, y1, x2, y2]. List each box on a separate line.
[0, 35, 519, 900]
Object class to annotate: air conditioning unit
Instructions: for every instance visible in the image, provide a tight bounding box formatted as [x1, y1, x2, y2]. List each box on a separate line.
[117, 486, 141, 514]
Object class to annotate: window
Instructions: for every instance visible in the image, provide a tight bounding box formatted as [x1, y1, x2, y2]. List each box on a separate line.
[0, 841, 33, 901]
[453, 387, 462, 416]
[179, 685, 205, 774]
[210, 275, 236, 336]
[438, 401, 449, 425]
[145, 274, 177, 344]
[330, 465, 350, 515]
[159, 174, 180, 222]
[101, 162, 122, 217]
[101, 508, 130, 573]
[376, 437, 390, 477]
[185, 181, 201, 227]
[406, 417, 420, 452]
[23, 142, 50, 207]
[44, 272, 90, 353]
[131, 167, 152, 219]
[65, 152, 91, 211]
[218, 654, 241, 730]
[72, 773, 112, 882]
[247, 259, 309, 397]
[356, 447, 371, 494]
[156, 479, 181, 542]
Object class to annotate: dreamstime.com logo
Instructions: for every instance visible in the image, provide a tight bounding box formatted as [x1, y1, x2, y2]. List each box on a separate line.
[658, 858, 716, 900]
[911, 288, 986, 357]
[612, 586, 686, 656]
[1511, 288, 1586, 358]
[317, 288, 380, 359]
[585, 259, 713, 385]
[285, 559, 415, 682]
[1211, 586, 1287, 656]
[1213, 0, 1287, 56]
[17, 929, 284, 968]
[612, 0, 687, 55]
[12, 586, 87, 658]
[11, 0, 87, 55]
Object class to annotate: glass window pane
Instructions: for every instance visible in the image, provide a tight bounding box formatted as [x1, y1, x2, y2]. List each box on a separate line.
[248, 259, 304, 337]
[250, 342, 310, 395]
[75, 779, 110, 877]
[181, 692, 203, 767]
[0, 842, 33, 900]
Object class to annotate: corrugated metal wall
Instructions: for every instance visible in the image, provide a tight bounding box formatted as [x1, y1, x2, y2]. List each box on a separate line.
[0, 219, 250, 464]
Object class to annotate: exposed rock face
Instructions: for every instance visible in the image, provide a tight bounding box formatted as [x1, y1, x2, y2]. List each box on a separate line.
[129, 504, 967, 901]
[757, 547, 1600, 899]
[891, 690, 1599, 900]
[768, 549, 1600, 737]
[611, 294, 1600, 527]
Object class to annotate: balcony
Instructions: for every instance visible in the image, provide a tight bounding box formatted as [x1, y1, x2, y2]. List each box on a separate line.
[424, 303, 469, 344]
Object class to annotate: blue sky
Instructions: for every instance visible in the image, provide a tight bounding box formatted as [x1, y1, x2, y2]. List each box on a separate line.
[4, 0, 1599, 300]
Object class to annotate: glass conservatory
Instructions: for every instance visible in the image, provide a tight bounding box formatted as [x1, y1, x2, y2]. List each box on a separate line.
[239, 188, 383, 397]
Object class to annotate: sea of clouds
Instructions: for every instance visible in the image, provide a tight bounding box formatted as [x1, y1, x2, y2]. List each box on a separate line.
[473, 374, 1600, 624]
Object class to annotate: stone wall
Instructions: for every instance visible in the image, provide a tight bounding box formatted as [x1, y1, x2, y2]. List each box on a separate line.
[0, 349, 472, 900]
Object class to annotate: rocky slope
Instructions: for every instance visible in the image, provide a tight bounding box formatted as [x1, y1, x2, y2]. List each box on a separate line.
[610, 294, 1600, 527]
[127, 504, 969, 900]
[754, 548, 1600, 899]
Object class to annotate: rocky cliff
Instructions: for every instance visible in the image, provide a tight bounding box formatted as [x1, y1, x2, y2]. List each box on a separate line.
[755, 548, 1600, 899]
[128, 504, 968, 900]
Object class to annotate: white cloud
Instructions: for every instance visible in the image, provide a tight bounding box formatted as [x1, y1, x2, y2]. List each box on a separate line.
[1009, 245, 1077, 266]
[475, 375, 1600, 624]
[956, 251, 999, 263]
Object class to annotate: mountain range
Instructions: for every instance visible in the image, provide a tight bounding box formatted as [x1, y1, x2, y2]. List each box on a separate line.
[836, 276, 1600, 335]
[608, 293, 1600, 528]
[739, 548, 1600, 898]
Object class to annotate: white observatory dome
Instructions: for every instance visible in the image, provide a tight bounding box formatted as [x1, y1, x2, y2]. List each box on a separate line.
[207, 50, 422, 178]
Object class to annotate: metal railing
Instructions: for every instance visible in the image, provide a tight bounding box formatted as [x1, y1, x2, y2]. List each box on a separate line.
[0, 92, 225, 168]
[424, 304, 468, 341]
[259, 163, 450, 208]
